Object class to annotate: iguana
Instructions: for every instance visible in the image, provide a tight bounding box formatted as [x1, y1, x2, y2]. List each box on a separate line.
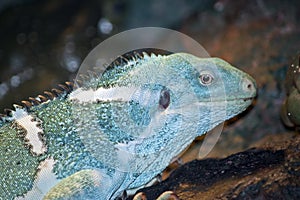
[0, 52, 257, 200]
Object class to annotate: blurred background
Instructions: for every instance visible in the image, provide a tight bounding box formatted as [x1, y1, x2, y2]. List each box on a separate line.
[0, 0, 299, 158]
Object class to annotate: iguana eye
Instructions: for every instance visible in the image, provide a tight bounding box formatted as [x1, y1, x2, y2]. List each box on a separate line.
[159, 89, 170, 109]
[199, 72, 214, 85]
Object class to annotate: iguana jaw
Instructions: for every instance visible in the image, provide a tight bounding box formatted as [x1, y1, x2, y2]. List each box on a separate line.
[190, 96, 255, 106]
[197, 97, 255, 103]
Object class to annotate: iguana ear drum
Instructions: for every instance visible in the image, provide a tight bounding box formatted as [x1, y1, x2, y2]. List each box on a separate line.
[159, 88, 170, 109]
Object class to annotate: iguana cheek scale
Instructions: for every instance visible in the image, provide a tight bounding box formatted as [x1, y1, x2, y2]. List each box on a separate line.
[0, 52, 257, 199]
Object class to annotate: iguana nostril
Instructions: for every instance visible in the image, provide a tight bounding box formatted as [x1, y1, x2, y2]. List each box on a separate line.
[242, 77, 255, 94]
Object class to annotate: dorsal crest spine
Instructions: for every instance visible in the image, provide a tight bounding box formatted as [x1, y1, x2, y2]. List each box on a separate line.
[0, 81, 74, 120]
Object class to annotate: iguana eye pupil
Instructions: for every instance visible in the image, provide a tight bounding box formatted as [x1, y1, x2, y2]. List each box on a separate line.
[199, 73, 214, 85]
[159, 89, 170, 109]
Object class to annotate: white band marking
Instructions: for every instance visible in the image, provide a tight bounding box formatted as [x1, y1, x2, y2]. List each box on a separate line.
[69, 87, 140, 103]
[13, 108, 46, 155]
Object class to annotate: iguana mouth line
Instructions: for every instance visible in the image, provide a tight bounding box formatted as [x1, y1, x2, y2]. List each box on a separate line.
[199, 97, 255, 103]
[227, 97, 255, 102]
[227, 97, 255, 101]
[242, 97, 255, 101]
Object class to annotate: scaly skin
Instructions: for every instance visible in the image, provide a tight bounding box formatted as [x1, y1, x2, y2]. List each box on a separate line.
[0, 53, 256, 199]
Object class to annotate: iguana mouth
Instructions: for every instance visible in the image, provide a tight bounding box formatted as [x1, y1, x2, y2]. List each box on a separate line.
[226, 96, 256, 102]
[242, 97, 255, 101]
[198, 97, 255, 103]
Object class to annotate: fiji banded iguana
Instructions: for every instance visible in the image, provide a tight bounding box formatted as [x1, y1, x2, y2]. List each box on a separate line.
[0, 52, 257, 200]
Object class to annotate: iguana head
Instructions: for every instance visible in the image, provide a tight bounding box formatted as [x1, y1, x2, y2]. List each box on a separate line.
[69, 52, 256, 174]
[91, 52, 257, 135]
[165, 53, 257, 130]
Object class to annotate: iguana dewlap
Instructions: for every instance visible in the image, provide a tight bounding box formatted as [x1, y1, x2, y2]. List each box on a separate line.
[0, 52, 257, 200]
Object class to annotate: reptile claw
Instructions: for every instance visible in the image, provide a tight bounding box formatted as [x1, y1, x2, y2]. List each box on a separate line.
[133, 191, 179, 200]
[133, 192, 147, 200]
[156, 191, 179, 200]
